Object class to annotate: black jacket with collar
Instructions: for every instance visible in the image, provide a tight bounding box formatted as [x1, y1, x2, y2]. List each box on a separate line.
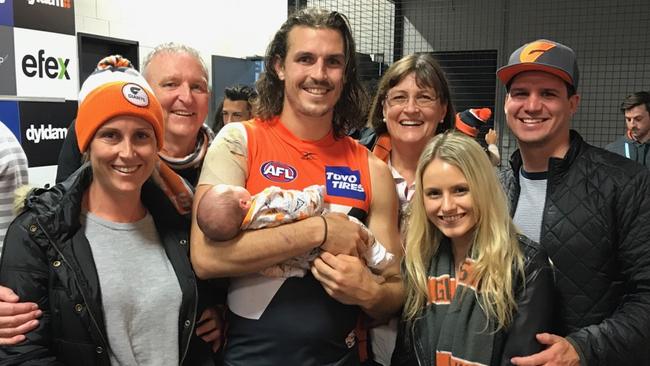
[499, 130, 650, 365]
[391, 236, 555, 366]
[0, 165, 216, 366]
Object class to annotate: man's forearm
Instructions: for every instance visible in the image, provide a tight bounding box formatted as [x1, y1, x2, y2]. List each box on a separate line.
[191, 216, 324, 279]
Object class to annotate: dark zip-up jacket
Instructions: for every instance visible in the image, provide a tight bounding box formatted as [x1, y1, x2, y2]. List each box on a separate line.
[605, 133, 650, 168]
[499, 130, 650, 365]
[0, 165, 215, 366]
[391, 236, 555, 366]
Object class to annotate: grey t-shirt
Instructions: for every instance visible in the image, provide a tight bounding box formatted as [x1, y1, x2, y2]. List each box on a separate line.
[82, 211, 182, 366]
[513, 169, 548, 243]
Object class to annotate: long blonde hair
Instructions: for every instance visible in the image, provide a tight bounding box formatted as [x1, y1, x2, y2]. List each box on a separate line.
[403, 132, 524, 330]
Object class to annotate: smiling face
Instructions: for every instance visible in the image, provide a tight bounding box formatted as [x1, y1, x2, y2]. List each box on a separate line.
[275, 26, 346, 122]
[145, 51, 210, 143]
[383, 72, 447, 149]
[88, 116, 157, 198]
[422, 158, 477, 249]
[504, 71, 579, 154]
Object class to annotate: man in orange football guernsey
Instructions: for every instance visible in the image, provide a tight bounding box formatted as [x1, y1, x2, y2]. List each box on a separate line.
[190, 8, 403, 365]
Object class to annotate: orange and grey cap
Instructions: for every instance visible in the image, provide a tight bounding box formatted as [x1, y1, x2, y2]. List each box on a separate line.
[497, 39, 579, 89]
[75, 56, 164, 153]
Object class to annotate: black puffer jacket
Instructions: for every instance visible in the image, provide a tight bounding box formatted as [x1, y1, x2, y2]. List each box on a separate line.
[0, 165, 215, 366]
[391, 236, 555, 366]
[500, 130, 650, 365]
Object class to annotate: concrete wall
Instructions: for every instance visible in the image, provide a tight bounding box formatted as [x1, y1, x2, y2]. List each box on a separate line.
[74, 0, 287, 81]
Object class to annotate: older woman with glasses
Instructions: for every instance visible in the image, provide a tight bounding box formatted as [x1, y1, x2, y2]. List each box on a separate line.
[361, 53, 455, 227]
[357, 53, 455, 365]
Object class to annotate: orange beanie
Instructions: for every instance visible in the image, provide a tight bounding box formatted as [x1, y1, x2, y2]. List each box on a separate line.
[75, 58, 164, 153]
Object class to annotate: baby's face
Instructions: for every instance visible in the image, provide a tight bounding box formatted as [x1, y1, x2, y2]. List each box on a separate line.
[212, 184, 252, 212]
[231, 186, 252, 206]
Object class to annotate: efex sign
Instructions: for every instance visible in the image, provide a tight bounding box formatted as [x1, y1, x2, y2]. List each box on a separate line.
[14, 28, 78, 99]
[22, 50, 70, 80]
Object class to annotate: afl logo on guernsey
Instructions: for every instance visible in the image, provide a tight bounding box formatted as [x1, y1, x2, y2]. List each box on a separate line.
[260, 161, 297, 183]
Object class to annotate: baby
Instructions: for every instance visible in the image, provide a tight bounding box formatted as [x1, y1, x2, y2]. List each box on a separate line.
[196, 184, 394, 278]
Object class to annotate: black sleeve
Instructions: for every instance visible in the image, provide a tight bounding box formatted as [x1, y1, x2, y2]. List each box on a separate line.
[55, 119, 83, 184]
[567, 170, 650, 365]
[0, 217, 63, 365]
[499, 241, 556, 366]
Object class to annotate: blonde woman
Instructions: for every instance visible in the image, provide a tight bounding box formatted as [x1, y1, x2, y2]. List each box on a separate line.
[392, 132, 555, 366]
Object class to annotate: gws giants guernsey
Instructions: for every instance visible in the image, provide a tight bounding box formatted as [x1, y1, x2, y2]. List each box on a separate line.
[224, 117, 372, 366]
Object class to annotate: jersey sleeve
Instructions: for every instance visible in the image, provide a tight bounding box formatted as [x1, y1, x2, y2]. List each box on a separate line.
[198, 122, 249, 187]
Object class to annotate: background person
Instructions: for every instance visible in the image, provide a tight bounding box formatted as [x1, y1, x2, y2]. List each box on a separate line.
[0, 121, 28, 253]
[213, 84, 257, 132]
[0, 66, 215, 365]
[497, 39, 650, 365]
[454, 107, 501, 166]
[392, 132, 554, 366]
[605, 91, 650, 168]
[0, 122, 34, 346]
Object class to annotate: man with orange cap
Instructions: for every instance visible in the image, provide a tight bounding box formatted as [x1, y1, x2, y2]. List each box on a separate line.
[498, 39, 650, 365]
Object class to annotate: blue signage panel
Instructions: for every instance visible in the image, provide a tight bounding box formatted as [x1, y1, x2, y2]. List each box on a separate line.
[0, 100, 21, 141]
[0, 0, 13, 26]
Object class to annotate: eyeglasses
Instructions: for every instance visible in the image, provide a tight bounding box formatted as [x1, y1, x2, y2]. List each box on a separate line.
[385, 92, 439, 108]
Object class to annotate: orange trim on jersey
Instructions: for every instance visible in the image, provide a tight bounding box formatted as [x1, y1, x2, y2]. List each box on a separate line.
[242, 117, 372, 213]
[372, 132, 392, 163]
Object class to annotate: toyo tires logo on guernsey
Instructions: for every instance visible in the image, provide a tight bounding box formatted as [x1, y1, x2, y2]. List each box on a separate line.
[325, 166, 366, 201]
[260, 161, 297, 183]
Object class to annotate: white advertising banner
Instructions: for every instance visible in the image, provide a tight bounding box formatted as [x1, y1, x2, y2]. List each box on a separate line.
[13, 27, 78, 100]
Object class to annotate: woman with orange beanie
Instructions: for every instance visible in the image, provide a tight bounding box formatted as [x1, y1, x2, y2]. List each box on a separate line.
[0, 64, 215, 365]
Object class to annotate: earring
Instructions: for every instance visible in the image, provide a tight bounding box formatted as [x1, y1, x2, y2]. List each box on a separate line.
[382, 117, 386, 123]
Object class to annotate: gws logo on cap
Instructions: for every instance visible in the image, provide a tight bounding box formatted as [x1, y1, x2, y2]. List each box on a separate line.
[519, 41, 556, 63]
[122, 83, 149, 107]
[22, 50, 70, 80]
[325, 166, 365, 201]
[260, 161, 297, 183]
